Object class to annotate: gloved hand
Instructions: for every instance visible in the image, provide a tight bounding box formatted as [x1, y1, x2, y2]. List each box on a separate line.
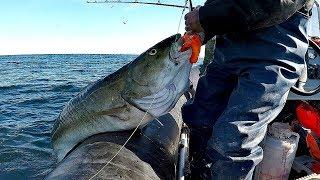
[180, 33, 202, 64]
[184, 6, 204, 33]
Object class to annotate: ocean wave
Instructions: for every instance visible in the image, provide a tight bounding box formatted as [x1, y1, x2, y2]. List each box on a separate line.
[18, 89, 39, 94]
[0, 84, 23, 91]
[50, 84, 80, 92]
[71, 69, 85, 73]
[18, 97, 51, 106]
[6, 61, 21, 65]
[36, 78, 50, 82]
[0, 146, 52, 164]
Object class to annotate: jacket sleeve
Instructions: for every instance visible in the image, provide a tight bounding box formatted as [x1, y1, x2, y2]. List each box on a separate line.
[199, 0, 309, 43]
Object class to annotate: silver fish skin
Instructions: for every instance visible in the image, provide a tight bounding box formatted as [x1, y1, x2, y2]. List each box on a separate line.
[51, 34, 192, 162]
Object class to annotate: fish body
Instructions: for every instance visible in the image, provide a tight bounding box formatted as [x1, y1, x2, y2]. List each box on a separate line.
[52, 34, 192, 161]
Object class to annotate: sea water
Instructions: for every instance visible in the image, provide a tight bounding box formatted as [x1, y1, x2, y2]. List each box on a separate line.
[0, 54, 136, 179]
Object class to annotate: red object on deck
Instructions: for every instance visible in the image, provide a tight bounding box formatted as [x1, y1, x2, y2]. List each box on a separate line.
[311, 159, 320, 173]
[296, 101, 320, 137]
[311, 37, 320, 47]
[306, 133, 320, 161]
[180, 33, 202, 64]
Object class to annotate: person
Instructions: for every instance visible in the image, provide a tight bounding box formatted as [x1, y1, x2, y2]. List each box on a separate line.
[182, 0, 315, 179]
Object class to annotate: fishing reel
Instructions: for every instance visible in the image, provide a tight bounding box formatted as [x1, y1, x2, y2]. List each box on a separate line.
[291, 39, 320, 96]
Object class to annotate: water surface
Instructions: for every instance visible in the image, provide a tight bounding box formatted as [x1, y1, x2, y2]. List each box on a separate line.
[0, 54, 136, 179]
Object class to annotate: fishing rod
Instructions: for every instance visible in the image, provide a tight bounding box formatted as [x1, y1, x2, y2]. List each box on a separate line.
[87, 0, 190, 9]
[188, 0, 193, 11]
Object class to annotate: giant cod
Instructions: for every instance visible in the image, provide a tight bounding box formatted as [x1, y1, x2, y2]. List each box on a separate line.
[51, 34, 193, 161]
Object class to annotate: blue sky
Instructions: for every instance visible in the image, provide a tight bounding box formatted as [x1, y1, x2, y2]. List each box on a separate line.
[0, 0, 204, 55]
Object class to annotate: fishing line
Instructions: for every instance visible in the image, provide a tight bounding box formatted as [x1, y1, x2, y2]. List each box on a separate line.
[88, 96, 156, 180]
[177, 0, 188, 34]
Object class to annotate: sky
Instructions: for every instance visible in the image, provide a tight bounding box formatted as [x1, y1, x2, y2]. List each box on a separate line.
[0, 0, 205, 55]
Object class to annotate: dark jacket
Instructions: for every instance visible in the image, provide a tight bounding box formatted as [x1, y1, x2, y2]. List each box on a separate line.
[199, 0, 314, 42]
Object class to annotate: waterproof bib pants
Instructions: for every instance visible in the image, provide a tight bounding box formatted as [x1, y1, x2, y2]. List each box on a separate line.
[182, 13, 310, 180]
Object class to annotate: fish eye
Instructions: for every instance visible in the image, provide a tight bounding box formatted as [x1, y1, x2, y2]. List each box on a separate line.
[149, 49, 157, 56]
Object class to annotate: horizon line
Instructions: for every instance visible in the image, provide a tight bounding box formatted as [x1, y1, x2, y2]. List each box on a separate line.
[0, 53, 140, 57]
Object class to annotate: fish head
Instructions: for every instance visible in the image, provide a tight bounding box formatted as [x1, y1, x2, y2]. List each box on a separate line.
[123, 34, 193, 117]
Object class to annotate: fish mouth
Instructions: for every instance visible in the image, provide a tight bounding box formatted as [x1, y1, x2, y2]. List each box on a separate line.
[169, 35, 188, 63]
[169, 49, 179, 62]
